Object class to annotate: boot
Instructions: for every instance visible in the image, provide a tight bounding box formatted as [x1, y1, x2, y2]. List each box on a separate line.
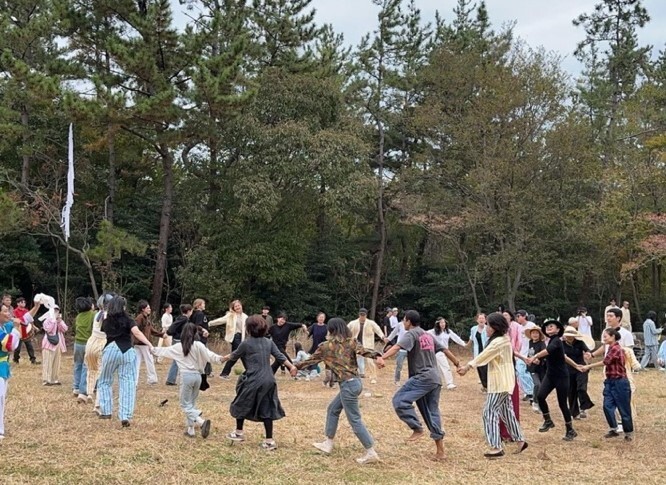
[563, 422, 577, 441]
[539, 413, 555, 432]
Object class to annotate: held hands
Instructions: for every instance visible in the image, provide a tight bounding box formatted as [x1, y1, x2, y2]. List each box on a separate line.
[457, 364, 470, 376]
[376, 357, 385, 369]
[201, 329, 209, 338]
[583, 352, 592, 362]
[578, 364, 590, 373]
[289, 366, 298, 377]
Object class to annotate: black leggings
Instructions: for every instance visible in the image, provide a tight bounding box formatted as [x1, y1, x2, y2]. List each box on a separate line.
[271, 347, 293, 374]
[537, 374, 571, 422]
[236, 418, 273, 439]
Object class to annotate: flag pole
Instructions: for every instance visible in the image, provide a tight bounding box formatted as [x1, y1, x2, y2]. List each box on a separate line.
[62, 124, 74, 313]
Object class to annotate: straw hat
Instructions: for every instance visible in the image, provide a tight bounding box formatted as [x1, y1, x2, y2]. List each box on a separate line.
[524, 325, 546, 341]
[562, 326, 595, 350]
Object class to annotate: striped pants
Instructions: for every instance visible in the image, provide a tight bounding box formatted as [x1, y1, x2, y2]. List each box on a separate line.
[42, 349, 62, 384]
[98, 343, 137, 421]
[483, 392, 525, 449]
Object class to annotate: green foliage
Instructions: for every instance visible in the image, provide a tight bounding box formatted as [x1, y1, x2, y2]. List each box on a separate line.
[1, 0, 666, 329]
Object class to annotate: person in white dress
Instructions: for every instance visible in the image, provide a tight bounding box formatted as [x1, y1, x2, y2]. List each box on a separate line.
[428, 317, 467, 390]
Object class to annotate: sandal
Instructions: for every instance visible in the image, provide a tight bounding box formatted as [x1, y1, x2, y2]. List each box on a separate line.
[484, 450, 505, 459]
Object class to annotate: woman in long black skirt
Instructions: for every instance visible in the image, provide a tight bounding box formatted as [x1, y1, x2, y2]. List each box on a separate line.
[221, 315, 298, 450]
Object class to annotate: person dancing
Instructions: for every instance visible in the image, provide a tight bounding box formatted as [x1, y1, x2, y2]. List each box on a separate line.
[295, 317, 385, 464]
[526, 319, 580, 441]
[458, 312, 527, 458]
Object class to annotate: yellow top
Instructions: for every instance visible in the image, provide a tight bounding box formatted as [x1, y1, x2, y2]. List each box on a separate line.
[469, 335, 516, 393]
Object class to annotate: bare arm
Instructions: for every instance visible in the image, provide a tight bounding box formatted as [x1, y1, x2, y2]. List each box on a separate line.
[131, 326, 153, 347]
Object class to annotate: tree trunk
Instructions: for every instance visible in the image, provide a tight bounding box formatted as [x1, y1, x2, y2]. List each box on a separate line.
[107, 126, 116, 222]
[370, 120, 387, 321]
[21, 108, 30, 185]
[150, 148, 174, 312]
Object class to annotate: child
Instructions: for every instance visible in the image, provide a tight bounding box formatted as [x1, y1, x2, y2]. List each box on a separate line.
[1, 305, 21, 440]
[293, 342, 313, 380]
[221, 315, 298, 450]
[295, 317, 385, 464]
[525, 327, 547, 413]
[42, 305, 68, 386]
[151, 322, 222, 438]
[580, 328, 634, 441]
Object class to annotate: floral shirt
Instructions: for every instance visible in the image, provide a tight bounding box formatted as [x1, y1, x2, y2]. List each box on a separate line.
[295, 336, 381, 381]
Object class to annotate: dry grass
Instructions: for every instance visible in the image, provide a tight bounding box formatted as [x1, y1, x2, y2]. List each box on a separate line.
[2, 340, 665, 485]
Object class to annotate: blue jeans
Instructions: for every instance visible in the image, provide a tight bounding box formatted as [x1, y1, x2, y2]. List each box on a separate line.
[603, 378, 633, 433]
[325, 377, 374, 449]
[166, 339, 180, 384]
[394, 350, 407, 382]
[73, 343, 88, 395]
[180, 372, 202, 426]
[515, 359, 533, 396]
[98, 343, 137, 421]
[392, 377, 444, 440]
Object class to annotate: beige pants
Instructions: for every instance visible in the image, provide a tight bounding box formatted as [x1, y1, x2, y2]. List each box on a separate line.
[85, 336, 106, 407]
[42, 349, 62, 384]
[0, 377, 6, 435]
[156, 335, 172, 363]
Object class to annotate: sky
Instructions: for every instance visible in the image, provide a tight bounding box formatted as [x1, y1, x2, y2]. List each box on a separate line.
[173, 0, 666, 77]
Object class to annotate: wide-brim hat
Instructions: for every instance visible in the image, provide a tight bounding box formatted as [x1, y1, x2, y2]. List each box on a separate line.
[524, 325, 546, 341]
[542, 319, 564, 337]
[562, 326, 595, 350]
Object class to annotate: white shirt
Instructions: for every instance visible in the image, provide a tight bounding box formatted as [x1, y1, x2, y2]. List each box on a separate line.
[578, 315, 593, 337]
[387, 322, 407, 342]
[519, 322, 537, 356]
[619, 326, 634, 348]
[161, 312, 173, 331]
[427, 329, 465, 350]
[389, 315, 399, 329]
[152, 341, 222, 374]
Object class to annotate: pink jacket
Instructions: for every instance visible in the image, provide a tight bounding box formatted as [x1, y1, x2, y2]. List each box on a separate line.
[42, 318, 68, 353]
[508, 321, 522, 354]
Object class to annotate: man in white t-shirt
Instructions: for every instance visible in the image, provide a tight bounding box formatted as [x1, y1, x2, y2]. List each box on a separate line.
[576, 307, 593, 339]
[389, 308, 399, 329]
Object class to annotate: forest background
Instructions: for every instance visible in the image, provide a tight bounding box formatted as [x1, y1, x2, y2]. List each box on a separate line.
[1, 0, 665, 337]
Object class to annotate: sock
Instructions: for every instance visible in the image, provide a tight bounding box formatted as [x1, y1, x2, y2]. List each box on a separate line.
[196, 416, 204, 426]
[186, 426, 195, 436]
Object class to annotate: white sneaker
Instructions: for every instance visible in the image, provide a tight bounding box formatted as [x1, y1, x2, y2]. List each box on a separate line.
[370, 379, 377, 384]
[313, 439, 334, 454]
[447, 384, 457, 390]
[305, 375, 311, 381]
[356, 448, 380, 464]
[617, 424, 624, 433]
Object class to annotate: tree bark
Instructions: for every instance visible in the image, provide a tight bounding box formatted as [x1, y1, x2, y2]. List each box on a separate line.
[150, 147, 174, 312]
[21, 108, 30, 185]
[107, 126, 116, 222]
[370, 119, 387, 321]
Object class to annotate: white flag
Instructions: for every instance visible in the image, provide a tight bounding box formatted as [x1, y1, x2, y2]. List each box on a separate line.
[61, 123, 74, 241]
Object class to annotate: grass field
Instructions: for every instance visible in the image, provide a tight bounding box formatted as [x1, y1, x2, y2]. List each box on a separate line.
[2, 339, 665, 485]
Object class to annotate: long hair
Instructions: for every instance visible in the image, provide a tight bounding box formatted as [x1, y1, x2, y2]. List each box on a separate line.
[327, 317, 351, 339]
[435, 317, 449, 335]
[180, 322, 198, 357]
[486, 312, 509, 344]
[106, 296, 127, 318]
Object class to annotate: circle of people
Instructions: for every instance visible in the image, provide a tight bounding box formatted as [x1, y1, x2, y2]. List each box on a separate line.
[1, 293, 661, 462]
